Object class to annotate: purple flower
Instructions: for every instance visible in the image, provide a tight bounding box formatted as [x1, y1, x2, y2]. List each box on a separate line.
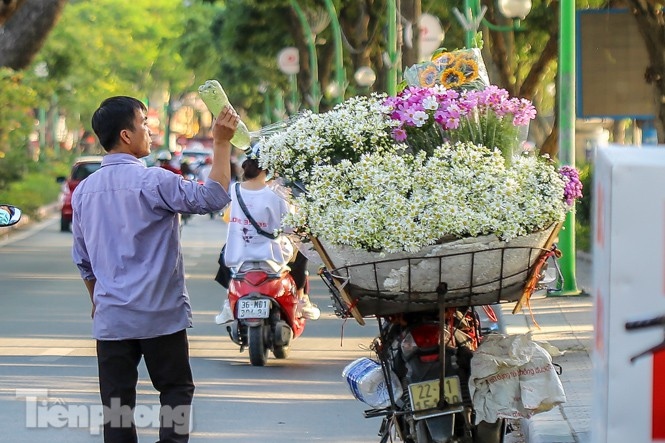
[382, 84, 538, 150]
[512, 99, 537, 126]
[392, 127, 407, 142]
[558, 165, 583, 206]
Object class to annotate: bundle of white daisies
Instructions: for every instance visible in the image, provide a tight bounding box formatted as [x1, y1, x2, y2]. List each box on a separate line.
[259, 93, 575, 254]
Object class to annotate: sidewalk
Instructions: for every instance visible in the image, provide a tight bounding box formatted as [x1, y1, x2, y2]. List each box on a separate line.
[501, 253, 593, 443]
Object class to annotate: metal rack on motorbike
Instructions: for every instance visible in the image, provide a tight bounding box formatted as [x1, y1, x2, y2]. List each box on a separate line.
[312, 222, 563, 442]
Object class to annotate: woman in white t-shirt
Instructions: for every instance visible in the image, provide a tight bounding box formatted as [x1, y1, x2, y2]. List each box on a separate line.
[215, 147, 320, 323]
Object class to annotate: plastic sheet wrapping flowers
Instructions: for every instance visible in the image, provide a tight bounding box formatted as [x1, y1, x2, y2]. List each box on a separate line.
[259, 67, 581, 254]
[403, 47, 490, 91]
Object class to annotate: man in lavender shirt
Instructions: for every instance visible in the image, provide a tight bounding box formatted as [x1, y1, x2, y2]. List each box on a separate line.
[72, 96, 239, 443]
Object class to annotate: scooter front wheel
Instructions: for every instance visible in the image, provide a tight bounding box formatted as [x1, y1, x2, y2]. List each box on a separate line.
[248, 324, 269, 366]
[273, 344, 290, 359]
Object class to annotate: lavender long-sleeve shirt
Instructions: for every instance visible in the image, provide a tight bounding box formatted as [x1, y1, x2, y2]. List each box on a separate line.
[71, 153, 230, 340]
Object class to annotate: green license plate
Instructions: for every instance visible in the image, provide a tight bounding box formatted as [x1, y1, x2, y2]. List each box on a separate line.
[408, 376, 464, 420]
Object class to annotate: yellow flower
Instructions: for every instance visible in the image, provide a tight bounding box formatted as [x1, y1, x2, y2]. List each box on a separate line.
[440, 68, 465, 89]
[455, 58, 479, 83]
[418, 65, 439, 88]
[432, 51, 456, 68]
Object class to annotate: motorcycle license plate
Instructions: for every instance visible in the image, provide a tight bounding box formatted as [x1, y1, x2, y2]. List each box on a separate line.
[408, 376, 464, 420]
[237, 299, 270, 319]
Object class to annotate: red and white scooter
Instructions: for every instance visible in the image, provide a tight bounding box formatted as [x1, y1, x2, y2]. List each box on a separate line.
[220, 260, 309, 366]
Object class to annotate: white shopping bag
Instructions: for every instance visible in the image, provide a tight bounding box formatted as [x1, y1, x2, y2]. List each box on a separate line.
[469, 333, 566, 423]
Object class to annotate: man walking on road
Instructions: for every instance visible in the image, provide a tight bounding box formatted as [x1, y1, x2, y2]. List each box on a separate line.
[71, 96, 239, 442]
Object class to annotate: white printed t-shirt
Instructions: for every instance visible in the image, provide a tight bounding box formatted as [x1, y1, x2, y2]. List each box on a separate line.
[223, 184, 294, 270]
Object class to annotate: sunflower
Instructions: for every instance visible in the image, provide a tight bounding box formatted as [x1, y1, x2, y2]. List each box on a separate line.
[455, 58, 479, 83]
[440, 68, 465, 89]
[418, 65, 439, 88]
[431, 52, 456, 69]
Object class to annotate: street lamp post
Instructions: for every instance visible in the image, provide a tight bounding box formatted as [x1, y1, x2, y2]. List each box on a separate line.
[386, 0, 398, 96]
[550, 0, 582, 296]
[277, 47, 301, 114]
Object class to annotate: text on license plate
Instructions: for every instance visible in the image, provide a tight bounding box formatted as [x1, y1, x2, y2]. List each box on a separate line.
[408, 376, 463, 418]
[237, 299, 270, 319]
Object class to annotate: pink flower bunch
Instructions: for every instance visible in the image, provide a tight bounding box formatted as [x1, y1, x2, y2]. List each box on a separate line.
[382, 85, 537, 162]
[384, 85, 535, 134]
[558, 165, 583, 206]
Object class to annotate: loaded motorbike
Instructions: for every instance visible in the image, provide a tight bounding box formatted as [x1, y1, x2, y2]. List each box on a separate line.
[340, 303, 505, 443]
[315, 226, 563, 443]
[222, 259, 308, 366]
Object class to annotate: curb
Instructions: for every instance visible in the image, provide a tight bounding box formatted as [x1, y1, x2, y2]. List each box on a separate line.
[521, 411, 576, 443]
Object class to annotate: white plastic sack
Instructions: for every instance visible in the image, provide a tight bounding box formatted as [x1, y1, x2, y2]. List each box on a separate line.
[469, 333, 566, 424]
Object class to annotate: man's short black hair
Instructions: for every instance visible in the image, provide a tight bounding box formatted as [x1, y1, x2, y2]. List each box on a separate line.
[91, 96, 147, 151]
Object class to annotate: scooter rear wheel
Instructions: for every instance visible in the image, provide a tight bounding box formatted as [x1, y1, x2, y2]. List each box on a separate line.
[248, 325, 269, 366]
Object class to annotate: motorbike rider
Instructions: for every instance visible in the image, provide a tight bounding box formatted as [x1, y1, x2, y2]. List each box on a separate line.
[197, 156, 213, 183]
[215, 144, 320, 323]
[156, 150, 181, 174]
[180, 157, 195, 179]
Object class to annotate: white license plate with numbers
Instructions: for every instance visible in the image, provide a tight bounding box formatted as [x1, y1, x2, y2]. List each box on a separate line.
[408, 376, 464, 420]
[237, 299, 270, 319]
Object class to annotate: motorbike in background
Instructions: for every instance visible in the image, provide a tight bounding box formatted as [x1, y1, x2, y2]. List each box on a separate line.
[0, 205, 22, 227]
[222, 260, 308, 366]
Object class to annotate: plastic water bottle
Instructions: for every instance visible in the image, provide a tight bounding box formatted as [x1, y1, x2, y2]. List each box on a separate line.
[342, 357, 403, 408]
[198, 80, 251, 150]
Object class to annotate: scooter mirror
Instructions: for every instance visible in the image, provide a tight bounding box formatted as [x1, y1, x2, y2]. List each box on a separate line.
[0, 205, 22, 227]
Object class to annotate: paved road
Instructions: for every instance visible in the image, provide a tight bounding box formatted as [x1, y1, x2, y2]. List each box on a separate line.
[0, 214, 381, 442]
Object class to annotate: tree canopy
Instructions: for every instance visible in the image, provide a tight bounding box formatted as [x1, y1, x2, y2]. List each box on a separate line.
[0, 0, 652, 193]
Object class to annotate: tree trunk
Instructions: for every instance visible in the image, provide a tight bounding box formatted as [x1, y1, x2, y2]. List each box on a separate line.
[625, 0, 665, 142]
[519, 23, 559, 100]
[612, 120, 627, 144]
[340, 1, 381, 91]
[482, 0, 559, 148]
[540, 66, 560, 158]
[0, 0, 26, 25]
[400, 0, 421, 69]
[0, 0, 68, 70]
[483, 0, 517, 96]
[540, 122, 559, 158]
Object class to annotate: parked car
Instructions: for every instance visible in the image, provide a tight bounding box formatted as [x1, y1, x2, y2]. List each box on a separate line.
[56, 156, 104, 232]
